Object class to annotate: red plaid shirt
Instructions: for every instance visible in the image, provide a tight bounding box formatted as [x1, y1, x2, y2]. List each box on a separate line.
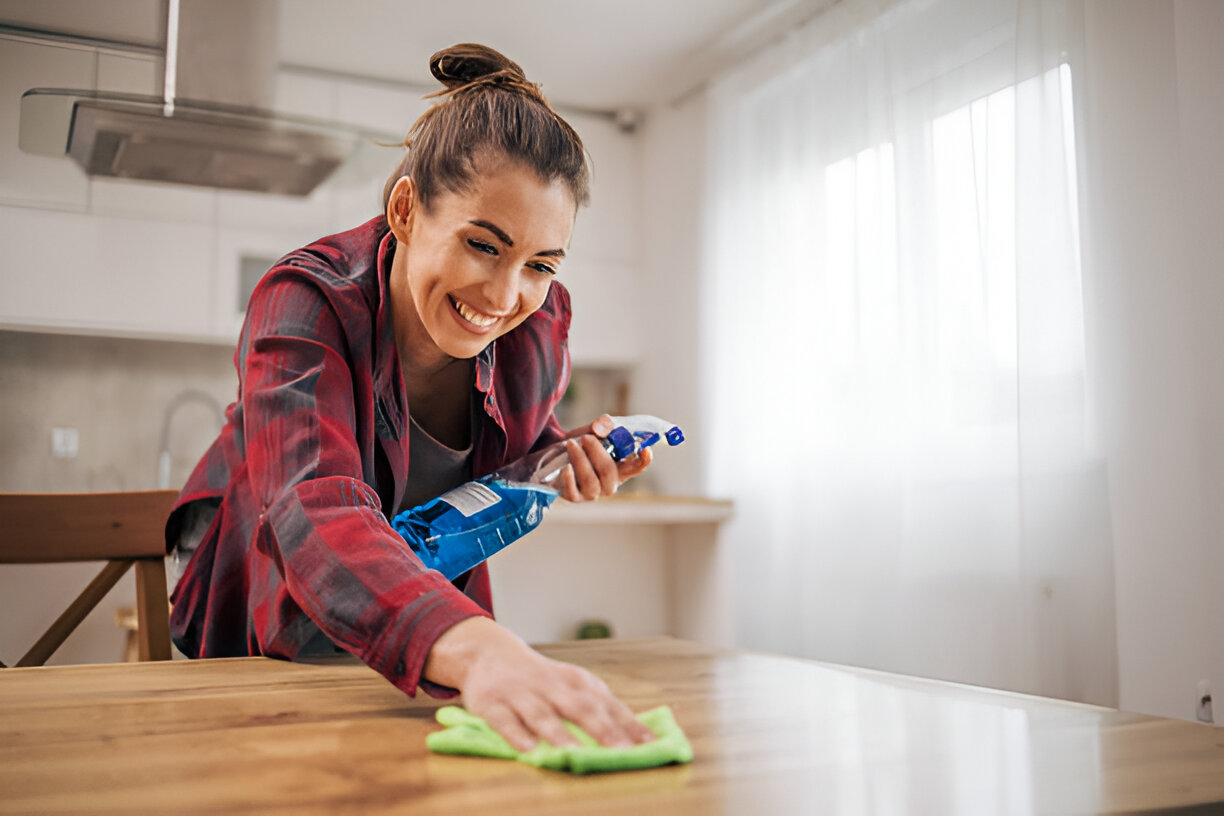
[166, 216, 571, 697]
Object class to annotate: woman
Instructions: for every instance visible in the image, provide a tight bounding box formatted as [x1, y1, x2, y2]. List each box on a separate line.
[167, 43, 655, 751]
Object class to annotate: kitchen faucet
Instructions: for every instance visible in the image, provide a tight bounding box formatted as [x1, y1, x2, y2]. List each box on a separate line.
[156, 389, 225, 489]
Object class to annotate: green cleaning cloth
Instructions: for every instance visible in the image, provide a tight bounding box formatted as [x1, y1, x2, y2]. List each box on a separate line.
[426, 704, 694, 774]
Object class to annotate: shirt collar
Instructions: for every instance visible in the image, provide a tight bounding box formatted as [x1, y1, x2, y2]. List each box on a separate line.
[473, 343, 495, 395]
[373, 220, 403, 426]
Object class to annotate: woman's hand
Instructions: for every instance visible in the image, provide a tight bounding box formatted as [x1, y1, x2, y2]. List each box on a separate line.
[557, 414, 652, 503]
[423, 616, 655, 751]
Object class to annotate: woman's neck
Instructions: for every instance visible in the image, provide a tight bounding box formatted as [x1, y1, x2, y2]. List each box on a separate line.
[403, 355, 473, 450]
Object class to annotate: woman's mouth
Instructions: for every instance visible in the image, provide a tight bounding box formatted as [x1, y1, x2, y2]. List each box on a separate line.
[450, 296, 499, 328]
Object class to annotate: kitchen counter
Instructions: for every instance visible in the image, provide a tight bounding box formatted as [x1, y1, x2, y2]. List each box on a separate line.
[543, 493, 733, 524]
[2, 637, 1222, 814]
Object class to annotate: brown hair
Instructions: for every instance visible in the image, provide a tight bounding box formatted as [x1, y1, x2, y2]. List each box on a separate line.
[382, 43, 590, 212]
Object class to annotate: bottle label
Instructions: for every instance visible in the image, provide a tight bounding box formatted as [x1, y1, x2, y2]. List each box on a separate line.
[438, 481, 503, 517]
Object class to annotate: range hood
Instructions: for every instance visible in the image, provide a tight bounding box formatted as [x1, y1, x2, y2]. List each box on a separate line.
[18, 0, 361, 196]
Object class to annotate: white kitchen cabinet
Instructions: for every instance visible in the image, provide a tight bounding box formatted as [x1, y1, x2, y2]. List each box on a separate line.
[0, 37, 92, 209]
[274, 71, 339, 120]
[562, 114, 643, 365]
[325, 160, 388, 234]
[568, 114, 639, 266]
[94, 51, 158, 93]
[0, 36, 219, 341]
[0, 204, 214, 339]
[562, 258, 642, 366]
[88, 178, 217, 225]
[333, 80, 427, 139]
[328, 79, 423, 233]
[211, 224, 330, 341]
[214, 186, 334, 236]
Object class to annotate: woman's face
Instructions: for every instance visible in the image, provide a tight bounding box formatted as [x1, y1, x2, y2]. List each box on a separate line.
[388, 159, 575, 364]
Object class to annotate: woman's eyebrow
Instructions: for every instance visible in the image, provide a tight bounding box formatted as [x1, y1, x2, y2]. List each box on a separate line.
[469, 220, 514, 247]
[469, 219, 566, 258]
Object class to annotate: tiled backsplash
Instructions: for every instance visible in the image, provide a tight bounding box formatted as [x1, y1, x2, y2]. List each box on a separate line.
[0, 330, 238, 493]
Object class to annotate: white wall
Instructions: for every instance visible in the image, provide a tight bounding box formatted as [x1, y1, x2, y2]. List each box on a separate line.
[633, 94, 742, 648]
[1079, 0, 1224, 721]
[633, 96, 711, 499]
[488, 523, 670, 644]
[1173, 0, 1224, 724]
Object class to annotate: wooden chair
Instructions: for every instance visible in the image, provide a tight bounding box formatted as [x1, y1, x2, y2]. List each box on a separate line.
[0, 490, 178, 667]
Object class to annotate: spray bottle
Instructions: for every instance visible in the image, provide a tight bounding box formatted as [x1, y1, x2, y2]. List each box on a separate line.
[390, 415, 684, 580]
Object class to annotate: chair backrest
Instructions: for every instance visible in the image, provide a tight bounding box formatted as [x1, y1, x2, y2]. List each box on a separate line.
[0, 490, 179, 667]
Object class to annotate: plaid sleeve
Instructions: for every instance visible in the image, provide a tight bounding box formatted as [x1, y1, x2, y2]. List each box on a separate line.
[241, 270, 490, 696]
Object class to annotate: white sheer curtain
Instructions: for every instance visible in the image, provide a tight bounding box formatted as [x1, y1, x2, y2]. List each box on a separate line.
[704, 0, 1117, 705]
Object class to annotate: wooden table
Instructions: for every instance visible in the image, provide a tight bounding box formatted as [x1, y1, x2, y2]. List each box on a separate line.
[2, 638, 1222, 815]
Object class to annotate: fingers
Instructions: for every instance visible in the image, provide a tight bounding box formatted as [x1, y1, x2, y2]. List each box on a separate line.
[616, 445, 653, 481]
[514, 694, 582, 750]
[557, 436, 656, 503]
[458, 641, 655, 750]
[561, 436, 620, 501]
[534, 667, 654, 749]
[561, 683, 656, 747]
[498, 694, 648, 752]
[563, 414, 614, 440]
[587, 672, 656, 744]
[480, 702, 538, 753]
[557, 414, 661, 502]
[607, 698, 657, 745]
[557, 463, 582, 503]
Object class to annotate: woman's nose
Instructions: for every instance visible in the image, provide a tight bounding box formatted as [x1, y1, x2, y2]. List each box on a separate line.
[484, 266, 520, 313]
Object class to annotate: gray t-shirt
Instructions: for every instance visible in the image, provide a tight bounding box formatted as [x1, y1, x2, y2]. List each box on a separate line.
[396, 413, 474, 514]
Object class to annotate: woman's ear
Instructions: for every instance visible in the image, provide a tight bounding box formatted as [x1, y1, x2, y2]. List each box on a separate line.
[386, 176, 417, 241]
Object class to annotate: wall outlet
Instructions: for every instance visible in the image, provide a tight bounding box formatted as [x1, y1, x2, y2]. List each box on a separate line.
[1197, 680, 1214, 724]
[51, 427, 78, 459]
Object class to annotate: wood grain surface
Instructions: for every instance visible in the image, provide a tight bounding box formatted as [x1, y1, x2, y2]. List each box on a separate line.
[1, 637, 1222, 815]
[0, 490, 178, 563]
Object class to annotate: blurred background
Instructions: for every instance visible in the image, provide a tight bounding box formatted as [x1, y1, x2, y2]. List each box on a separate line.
[0, 0, 1219, 727]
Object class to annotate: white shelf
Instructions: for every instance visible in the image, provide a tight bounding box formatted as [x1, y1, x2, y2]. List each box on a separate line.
[542, 494, 733, 525]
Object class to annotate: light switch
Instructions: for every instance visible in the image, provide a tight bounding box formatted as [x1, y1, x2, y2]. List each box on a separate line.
[51, 427, 79, 458]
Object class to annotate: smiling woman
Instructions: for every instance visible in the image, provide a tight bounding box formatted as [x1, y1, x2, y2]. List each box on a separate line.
[387, 163, 574, 375]
[164, 43, 656, 755]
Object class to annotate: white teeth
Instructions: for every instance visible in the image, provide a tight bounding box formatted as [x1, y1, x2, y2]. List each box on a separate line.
[453, 298, 498, 327]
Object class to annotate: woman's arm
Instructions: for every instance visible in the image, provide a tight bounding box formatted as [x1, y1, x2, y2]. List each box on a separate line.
[240, 269, 490, 694]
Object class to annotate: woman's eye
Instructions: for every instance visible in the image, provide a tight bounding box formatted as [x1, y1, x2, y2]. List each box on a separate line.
[528, 262, 557, 276]
[467, 238, 498, 256]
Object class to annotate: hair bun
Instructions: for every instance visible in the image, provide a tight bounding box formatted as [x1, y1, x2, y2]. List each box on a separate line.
[430, 43, 527, 90]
